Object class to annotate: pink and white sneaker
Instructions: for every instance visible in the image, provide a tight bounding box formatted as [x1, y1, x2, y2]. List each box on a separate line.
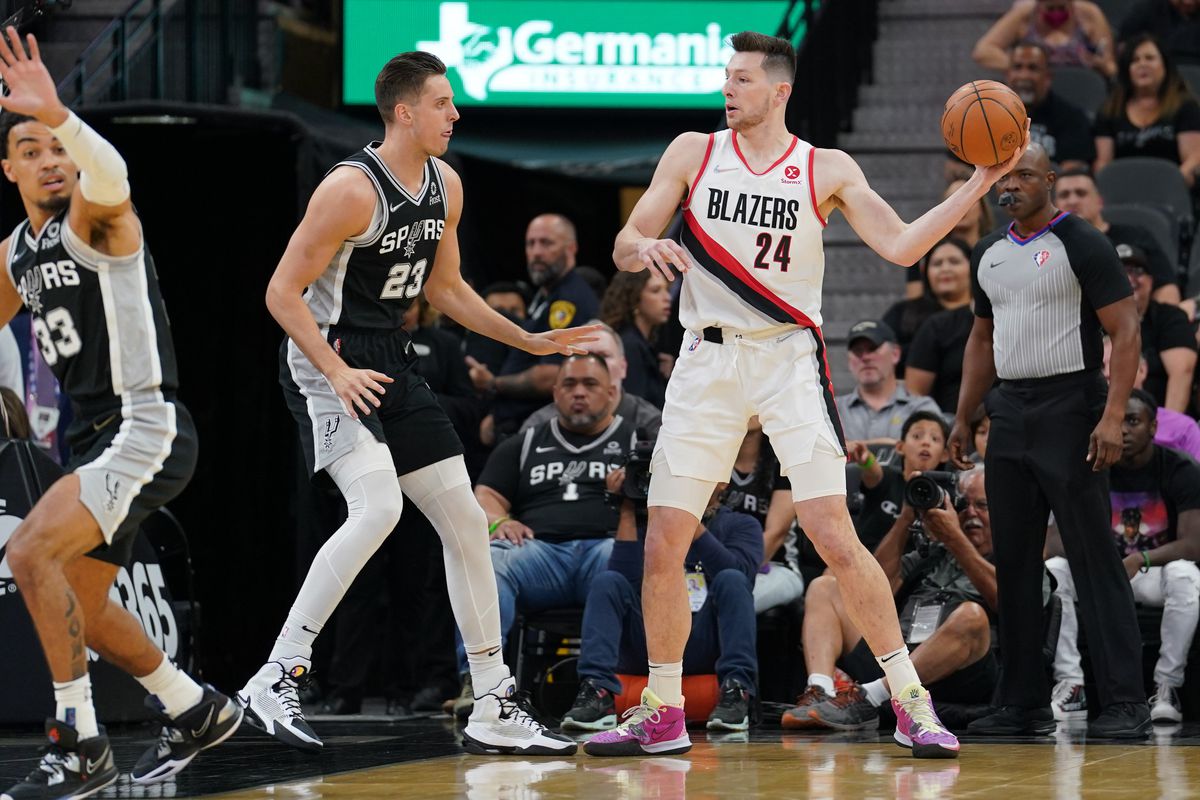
[584, 688, 691, 757]
[892, 684, 960, 759]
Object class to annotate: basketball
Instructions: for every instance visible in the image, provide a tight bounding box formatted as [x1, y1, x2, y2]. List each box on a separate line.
[941, 80, 1028, 167]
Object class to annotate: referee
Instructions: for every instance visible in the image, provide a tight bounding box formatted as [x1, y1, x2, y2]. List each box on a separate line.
[949, 144, 1150, 739]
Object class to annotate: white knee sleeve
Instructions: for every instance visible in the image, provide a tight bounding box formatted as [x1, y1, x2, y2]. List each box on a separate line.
[399, 456, 500, 654]
[290, 441, 401, 626]
[1163, 561, 1200, 607]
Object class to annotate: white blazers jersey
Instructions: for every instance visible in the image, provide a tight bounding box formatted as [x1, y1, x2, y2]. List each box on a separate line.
[679, 130, 826, 333]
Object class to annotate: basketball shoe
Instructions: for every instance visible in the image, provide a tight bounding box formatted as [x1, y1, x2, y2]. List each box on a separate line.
[237, 656, 322, 752]
[584, 688, 691, 757]
[131, 684, 244, 784]
[2, 719, 117, 800]
[461, 677, 577, 756]
[891, 684, 960, 759]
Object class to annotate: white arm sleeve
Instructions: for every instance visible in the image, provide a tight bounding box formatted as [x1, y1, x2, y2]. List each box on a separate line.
[48, 111, 130, 206]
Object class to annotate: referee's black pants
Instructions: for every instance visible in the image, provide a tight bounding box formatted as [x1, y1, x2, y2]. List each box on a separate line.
[984, 369, 1145, 709]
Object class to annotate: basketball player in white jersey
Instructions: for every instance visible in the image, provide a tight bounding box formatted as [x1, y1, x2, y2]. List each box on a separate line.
[585, 32, 1028, 759]
[237, 52, 591, 756]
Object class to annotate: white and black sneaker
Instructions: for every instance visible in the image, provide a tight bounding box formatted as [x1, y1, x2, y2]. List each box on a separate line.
[462, 677, 577, 756]
[237, 656, 323, 752]
[131, 684, 244, 784]
[2, 719, 118, 800]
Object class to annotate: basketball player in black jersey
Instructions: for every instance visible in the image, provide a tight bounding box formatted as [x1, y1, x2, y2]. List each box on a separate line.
[237, 51, 592, 756]
[0, 28, 241, 800]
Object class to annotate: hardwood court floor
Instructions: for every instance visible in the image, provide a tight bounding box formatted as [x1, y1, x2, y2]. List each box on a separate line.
[3, 719, 1200, 798]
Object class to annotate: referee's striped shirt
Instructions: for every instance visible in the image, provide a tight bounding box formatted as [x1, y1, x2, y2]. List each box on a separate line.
[971, 212, 1132, 380]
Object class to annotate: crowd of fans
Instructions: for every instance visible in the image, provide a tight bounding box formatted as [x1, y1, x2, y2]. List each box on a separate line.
[2, 0, 1199, 735]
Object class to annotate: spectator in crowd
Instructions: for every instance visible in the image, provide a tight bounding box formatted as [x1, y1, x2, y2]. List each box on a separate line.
[574, 265, 611, 303]
[599, 271, 674, 409]
[482, 281, 528, 321]
[906, 307, 975, 415]
[1094, 34, 1200, 185]
[453, 354, 636, 713]
[1054, 167, 1182, 304]
[1119, 0, 1200, 66]
[1120, 244, 1197, 410]
[0, 325, 23, 397]
[468, 214, 601, 437]
[563, 478, 762, 733]
[1046, 389, 1200, 724]
[723, 417, 805, 612]
[888, 239, 974, 375]
[835, 319, 942, 446]
[463, 282, 530, 389]
[783, 469, 1002, 730]
[974, 0, 1117, 79]
[905, 187, 994, 299]
[1009, 41, 1098, 170]
[850, 410, 951, 554]
[1104, 337, 1200, 461]
[519, 321, 663, 438]
[969, 405, 992, 463]
[0, 385, 31, 439]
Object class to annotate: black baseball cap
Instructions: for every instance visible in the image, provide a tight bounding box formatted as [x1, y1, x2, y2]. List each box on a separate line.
[1115, 243, 1149, 272]
[847, 319, 897, 348]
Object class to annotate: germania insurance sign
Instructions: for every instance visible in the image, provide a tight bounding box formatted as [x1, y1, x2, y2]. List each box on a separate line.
[343, 1, 792, 109]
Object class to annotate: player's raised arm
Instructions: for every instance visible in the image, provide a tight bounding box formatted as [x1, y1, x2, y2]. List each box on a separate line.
[818, 124, 1029, 266]
[0, 27, 140, 257]
[423, 161, 598, 357]
[266, 167, 394, 419]
[612, 132, 708, 280]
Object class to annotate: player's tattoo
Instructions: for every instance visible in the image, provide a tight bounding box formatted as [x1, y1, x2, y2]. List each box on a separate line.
[64, 589, 86, 678]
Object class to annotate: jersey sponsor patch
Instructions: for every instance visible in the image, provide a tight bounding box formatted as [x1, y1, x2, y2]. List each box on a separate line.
[549, 300, 577, 330]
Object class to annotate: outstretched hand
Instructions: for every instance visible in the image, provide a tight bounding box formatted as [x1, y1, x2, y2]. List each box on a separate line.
[0, 27, 65, 124]
[523, 324, 602, 357]
[973, 118, 1032, 188]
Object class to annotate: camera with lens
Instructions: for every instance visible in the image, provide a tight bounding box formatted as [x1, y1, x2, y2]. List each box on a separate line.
[617, 435, 656, 503]
[904, 470, 960, 512]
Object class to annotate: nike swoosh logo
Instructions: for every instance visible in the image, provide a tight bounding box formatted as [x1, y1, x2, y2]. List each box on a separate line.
[390, 201, 406, 211]
[535, 446, 555, 453]
[190, 705, 215, 739]
[713, 165, 739, 173]
[487, 647, 501, 657]
[85, 746, 110, 774]
[92, 413, 118, 432]
[988, 261, 1004, 269]
[301, 625, 319, 634]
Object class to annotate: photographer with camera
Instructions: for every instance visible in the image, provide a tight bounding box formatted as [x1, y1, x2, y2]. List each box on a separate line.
[564, 472, 763, 736]
[851, 411, 953, 554]
[784, 468, 1009, 731]
[451, 353, 638, 715]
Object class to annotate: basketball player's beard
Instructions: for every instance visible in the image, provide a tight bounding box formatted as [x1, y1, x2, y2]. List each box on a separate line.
[36, 194, 70, 216]
[728, 101, 770, 131]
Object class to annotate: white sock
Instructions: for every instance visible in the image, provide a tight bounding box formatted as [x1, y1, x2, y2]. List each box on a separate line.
[876, 647, 921, 698]
[268, 609, 323, 663]
[648, 661, 684, 707]
[862, 678, 890, 707]
[466, 648, 510, 696]
[807, 673, 836, 697]
[53, 675, 99, 739]
[135, 655, 204, 717]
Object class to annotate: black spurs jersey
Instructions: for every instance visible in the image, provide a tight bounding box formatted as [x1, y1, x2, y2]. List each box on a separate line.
[306, 142, 448, 331]
[5, 210, 178, 413]
[477, 415, 639, 544]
